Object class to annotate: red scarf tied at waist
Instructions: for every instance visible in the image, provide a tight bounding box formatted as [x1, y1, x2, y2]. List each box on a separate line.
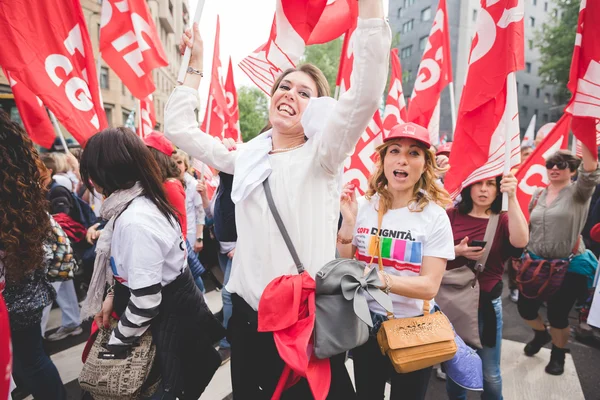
[258, 271, 331, 400]
[52, 212, 87, 243]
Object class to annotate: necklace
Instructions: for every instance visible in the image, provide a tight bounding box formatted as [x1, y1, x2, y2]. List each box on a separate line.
[270, 143, 305, 153]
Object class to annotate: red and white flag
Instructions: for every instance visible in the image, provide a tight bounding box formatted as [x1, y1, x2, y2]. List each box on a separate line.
[444, 0, 524, 199]
[239, 0, 356, 95]
[382, 48, 408, 138]
[224, 58, 241, 142]
[3, 69, 55, 149]
[0, 0, 107, 146]
[565, 0, 600, 159]
[99, 0, 168, 99]
[515, 114, 571, 220]
[407, 0, 453, 147]
[201, 16, 227, 138]
[139, 94, 156, 138]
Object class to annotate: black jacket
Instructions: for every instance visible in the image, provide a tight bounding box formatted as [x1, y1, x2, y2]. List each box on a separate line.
[213, 172, 237, 242]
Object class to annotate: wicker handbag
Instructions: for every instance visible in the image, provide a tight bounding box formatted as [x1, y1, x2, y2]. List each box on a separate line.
[79, 319, 158, 400]
[373, 201, 457, 373]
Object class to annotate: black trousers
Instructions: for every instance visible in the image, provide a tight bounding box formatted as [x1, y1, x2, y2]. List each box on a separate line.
[229, 294, 356, 399]
[352, 336, 432, 400]
[517, 272, 588, 329]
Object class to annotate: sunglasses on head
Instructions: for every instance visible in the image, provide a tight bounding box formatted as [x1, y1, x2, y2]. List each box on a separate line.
[545, 161, 568, 170]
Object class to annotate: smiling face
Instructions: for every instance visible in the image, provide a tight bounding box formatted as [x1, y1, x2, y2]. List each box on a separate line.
[470, 179, 498, 209]
[383, 138, 427, 195]
[269, 71, 318, 136]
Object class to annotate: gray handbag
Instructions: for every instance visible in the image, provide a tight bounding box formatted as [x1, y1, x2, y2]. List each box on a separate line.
[263, 179, 392, 359]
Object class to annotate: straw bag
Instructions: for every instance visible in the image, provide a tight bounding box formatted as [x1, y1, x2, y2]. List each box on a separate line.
[373, 201, 457, 373]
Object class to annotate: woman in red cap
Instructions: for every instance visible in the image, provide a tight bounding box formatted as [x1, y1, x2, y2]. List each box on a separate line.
[338, 122, 455, 400]
[166, 0, 390, 398]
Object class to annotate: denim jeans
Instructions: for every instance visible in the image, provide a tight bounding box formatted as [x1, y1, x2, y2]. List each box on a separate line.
[217, 252, 233, 349]
[11, 324, 66, 400]
[186, 239, 206, 293]
[41, 280, 81, 334]
[447, 296, 503, 400]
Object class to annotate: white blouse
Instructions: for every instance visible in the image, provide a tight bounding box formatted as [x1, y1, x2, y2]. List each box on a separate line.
[165, 18, 391, 310]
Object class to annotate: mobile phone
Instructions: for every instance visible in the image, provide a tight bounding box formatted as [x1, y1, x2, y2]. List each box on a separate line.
[470, 240, 487, 248]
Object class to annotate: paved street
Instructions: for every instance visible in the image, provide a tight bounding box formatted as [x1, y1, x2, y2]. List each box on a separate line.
[11, 275, 600, 400]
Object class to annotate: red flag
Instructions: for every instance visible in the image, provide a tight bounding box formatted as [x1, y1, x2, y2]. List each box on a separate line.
[0, 0, 107, 146]
[382, 49, 408, 138]
[3, 69, 55, 149]
[336, 22, 357, 94]
[139, 94, 156, 138]
[201, 16, 227, 138]
[306, 0, 357, 45]
[444, 0, 525, 199]
[565, 0, 600, 158]
[407, 0, 452, 146]
[515, 114, 571, 220]
[99, 0, 168, 99]
[224, 58, 241, 142]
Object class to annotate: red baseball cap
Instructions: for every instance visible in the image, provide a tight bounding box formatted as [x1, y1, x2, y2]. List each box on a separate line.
[385, 122, 431, 148]
[144, 131, 174, 156]
[436, 142, 452, 156]
[590, 223, 600, 243]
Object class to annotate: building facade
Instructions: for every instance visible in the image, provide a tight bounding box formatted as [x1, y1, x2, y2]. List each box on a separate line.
[388, 0, 562, 140]
[0, 0, 189, 144]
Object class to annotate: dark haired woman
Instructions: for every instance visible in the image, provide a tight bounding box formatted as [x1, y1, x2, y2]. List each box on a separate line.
[80, 127, 223, 399]
[444, 173, 528, 400]
[166, 1, 390, 397]
[518, 147, 599, 376]
[0, 109, 66, 399]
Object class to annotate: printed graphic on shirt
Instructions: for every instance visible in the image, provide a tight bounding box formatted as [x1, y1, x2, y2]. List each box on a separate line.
[355, 226, 423, 273]
[110, 257, 127, 284]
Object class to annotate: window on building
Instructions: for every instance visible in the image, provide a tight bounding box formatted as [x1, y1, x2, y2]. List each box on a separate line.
[543, 113, 549, 123]
[529, 17, 535, 27]
[536, 88, 541, 98]
[122, 109, 131, 125]
[421, 7, 431, 22]
[402, 19, 414, 33]
[544, 2, 548, 11]
[472, 9, 478, 22]
[100, 67, 109, 89]
[529, 40, 534, 50]
[104, 104, 113, 127]
[401, 46, 413, 59]
[534, 109, 539, 117]
[403, 69, 412, 82]
[521, 106, 528, 118]
[397, 7, 403, 18]
[526, 62, 532, 73]
[523, 84, 530, 96]
[544, 93, 550, 103]
[121, 82, 126, 96]
[404, 0, 415, 7]
[168, 0, 173, 16]
[97, 23, 101, 41]
[533, 0, 537, 6]
[553, 9, 558, 18]
[419, 36, 428, 51]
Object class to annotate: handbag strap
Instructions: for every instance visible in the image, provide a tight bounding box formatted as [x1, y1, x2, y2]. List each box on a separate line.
[376, 199, 430, 318]
[474, 213, 500, 273]
[263, 179, 305, 274]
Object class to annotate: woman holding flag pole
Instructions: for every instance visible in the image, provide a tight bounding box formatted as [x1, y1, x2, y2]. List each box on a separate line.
[165, 0, 391, 398]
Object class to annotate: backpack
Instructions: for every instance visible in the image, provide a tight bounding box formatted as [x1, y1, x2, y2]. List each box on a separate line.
[49, 181, 98, 229]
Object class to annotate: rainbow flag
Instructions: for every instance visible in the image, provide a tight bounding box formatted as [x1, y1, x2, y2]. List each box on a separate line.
[368, 236, 422, 264]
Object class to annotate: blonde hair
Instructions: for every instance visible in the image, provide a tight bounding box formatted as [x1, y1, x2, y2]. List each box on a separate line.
[173, 149, 190, 171]
[40, 152, 69, 175]
[365, 140, 452, 214]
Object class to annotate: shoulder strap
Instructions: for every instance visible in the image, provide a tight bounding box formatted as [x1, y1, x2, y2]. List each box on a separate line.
[263, 179, 305, 274]
[531, 188, 544, 211]
[475, 213, 500, 272]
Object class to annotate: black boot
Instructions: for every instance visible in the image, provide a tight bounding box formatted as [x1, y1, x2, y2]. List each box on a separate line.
[545, 345, 568, 375]
[524, 328, 552, 356]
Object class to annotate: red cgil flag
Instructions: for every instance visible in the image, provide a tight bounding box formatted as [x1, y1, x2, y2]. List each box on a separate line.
[407, 0, 453, 147]
[382, 48, 408, 138]
[224, 58, 241, 142]
[565, 0, 600, 159]
[0, 0, 107, 146]
[3, 69, 55, 149]
[444, 0, 524, 199]
[515, 114, 571, 220]
[201, 16, 227, 139]
[139, 94, 156, 138]
[99, 0, 168, 99]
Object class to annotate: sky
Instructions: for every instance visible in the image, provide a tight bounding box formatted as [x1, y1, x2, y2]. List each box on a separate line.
[188, 0, 389, 108]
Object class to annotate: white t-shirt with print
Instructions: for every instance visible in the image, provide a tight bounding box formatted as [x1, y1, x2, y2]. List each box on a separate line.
[353, 194, 455, 318]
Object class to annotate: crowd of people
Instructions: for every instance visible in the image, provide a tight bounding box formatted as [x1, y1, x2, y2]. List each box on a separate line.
[1, 1, 599, 399]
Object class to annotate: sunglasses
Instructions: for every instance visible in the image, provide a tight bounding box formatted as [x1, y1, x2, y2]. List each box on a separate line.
[545, 161, 568, 170]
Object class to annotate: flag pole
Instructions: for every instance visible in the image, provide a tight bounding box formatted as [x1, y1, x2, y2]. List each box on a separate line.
[448, 81, 457, 133]
[502, 72, 517, 211]
[334, 85, 340, 101]
[136, 98, 142, 137]
[48, 109, 69, 154]
[571, 133, 577, 154]
[205, 93, 212, 134]
[177, 0, 206, 84]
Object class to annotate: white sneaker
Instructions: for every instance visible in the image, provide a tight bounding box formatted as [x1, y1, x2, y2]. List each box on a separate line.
[510, 289, 519, 303]
[436, 366, 447, 380]
[45, 325, 83, 341]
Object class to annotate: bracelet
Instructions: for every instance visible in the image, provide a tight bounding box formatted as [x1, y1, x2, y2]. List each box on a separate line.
[337, 234, 353, 245]
[186, 66, 203, 77]
[107, 284, 115, 297]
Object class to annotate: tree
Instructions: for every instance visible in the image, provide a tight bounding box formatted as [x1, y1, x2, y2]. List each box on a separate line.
[302, 38, 343, 95]
[238, 86, 269, 142]
[536, 0, 580, 105]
